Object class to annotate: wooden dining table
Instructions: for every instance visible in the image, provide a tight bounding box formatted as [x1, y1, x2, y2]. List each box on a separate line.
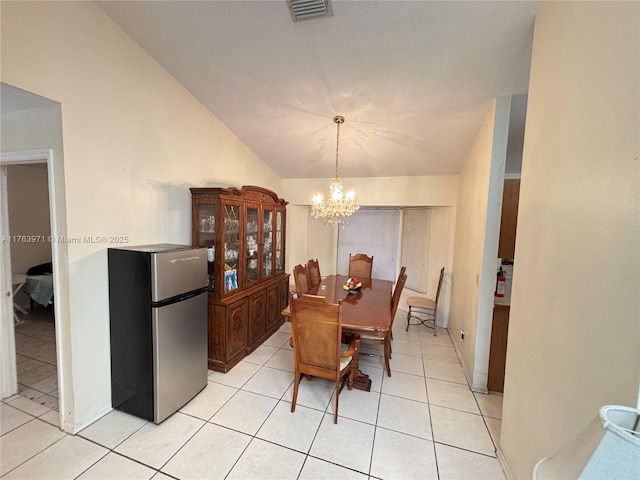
[283, 274, 393, 392]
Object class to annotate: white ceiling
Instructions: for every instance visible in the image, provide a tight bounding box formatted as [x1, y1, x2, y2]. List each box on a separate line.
[60, 2, 541, 178]
[0, 84, 57, 113]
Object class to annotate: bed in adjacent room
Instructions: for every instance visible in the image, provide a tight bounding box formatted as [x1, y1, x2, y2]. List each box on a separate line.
[24, 262, 54, 309]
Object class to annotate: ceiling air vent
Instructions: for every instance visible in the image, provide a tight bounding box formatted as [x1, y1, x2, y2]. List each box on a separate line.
[287, 0, 333, 22]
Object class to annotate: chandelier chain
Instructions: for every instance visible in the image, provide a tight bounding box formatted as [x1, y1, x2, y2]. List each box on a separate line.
[335, 119, 340, 179]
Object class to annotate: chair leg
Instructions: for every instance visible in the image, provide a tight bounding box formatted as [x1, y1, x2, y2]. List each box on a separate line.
[406, 308, 411, 331]
[334, 380, 340, 424]
[384, 337, 392, 377]
[291, 372, 301, 413]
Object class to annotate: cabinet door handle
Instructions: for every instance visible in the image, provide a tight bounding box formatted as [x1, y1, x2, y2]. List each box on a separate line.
[235, 318, 243, 330]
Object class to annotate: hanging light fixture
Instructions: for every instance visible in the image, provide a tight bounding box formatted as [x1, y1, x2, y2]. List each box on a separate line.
[311, 115, 359, 224]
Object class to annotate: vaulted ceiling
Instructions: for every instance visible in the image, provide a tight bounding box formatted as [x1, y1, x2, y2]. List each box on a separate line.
[97, 1, 538, 178]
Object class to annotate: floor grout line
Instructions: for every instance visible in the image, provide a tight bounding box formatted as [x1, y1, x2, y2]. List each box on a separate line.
[3, 316, 505, 479]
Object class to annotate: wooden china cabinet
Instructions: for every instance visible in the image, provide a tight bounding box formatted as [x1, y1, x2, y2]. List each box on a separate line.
[190, 185, 289, 372]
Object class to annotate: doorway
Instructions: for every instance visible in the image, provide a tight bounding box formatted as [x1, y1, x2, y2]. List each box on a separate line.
[6, 162, 58, 411]
[0, 150, 62, 426]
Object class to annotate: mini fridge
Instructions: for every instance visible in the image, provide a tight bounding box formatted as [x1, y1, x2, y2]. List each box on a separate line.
[108, 244, 208, 424]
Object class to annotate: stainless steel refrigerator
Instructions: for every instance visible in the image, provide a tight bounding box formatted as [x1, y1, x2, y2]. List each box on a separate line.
[108, 244, 208, 424]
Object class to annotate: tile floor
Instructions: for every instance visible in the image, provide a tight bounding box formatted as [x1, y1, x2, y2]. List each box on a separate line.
[1, 310, 505, 479]
[9, 306, 59, 413]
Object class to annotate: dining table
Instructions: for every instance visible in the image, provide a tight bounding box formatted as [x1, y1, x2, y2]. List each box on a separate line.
[283, 274, 393, 392]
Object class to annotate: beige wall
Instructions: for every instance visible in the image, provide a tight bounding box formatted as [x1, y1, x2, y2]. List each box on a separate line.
[282, 175, 459, 326]
[282, 175, 458, 208]
[501, 1, 640, 478]
[7, 166, 52, 274]
[447, 98, 510, 390]
[1, 2, 281, 431]
[282, 175, 458, 327]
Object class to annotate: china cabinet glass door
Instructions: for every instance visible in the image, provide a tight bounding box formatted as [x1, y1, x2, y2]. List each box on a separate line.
[245, 205, 259, 286]
[275, 210, 284, 273]
[198, 203, 216, 292]
[197, 204, 215, 248]
[262, 208, 274, 278]
[223, 204, 240, 294]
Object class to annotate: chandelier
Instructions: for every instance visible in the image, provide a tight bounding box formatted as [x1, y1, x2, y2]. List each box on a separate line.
[311, 115, 359, 224]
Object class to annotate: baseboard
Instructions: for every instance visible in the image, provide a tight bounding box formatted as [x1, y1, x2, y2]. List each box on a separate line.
[496, 446, 515, 480]
[67, 405, 112, 434]
[448, 330, 489, 393]
[449, 334, 474, 387]
[471, 383, 489, 394]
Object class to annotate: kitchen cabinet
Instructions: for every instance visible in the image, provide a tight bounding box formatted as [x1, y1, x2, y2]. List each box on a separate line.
[498, 179, 520, 260]
[488, 305, 510, 392]
[191, 186, 289, 372]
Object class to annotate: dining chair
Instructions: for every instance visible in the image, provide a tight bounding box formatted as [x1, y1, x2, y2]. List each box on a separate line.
[390, 266, 407, 341]
[359, 272, 407, 377]
[307, 259, 321, 288]
[348, 253, 373, 279]
[406, 267, 445, 335]
[292, 263, 311, 297]
[289, 294, 358, 424]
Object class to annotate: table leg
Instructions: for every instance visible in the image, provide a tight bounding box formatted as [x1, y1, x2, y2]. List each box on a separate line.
[350, 334, 372, 392]
[13, 281, 27, 325]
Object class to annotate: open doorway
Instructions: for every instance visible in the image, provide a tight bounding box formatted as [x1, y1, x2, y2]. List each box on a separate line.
[7, 163, 58, 411]
[0, 150, 62, 427]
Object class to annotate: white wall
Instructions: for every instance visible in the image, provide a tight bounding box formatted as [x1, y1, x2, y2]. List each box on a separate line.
[1, 2, 281, 431]
[500, 2, 640, 478]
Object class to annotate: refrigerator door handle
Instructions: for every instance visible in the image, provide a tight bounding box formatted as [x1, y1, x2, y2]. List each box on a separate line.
[151, 287, 208, 308]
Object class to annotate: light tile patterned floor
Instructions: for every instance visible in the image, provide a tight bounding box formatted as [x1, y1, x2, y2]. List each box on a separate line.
[11, 306, 59, 413]
[1, 310, 506, 479]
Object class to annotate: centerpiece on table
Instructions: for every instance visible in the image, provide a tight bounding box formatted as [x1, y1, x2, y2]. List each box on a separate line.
[343, 277, 362, 293]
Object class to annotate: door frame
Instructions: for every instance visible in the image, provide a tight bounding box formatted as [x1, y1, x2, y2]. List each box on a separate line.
[0, 149, 63, 423]
[0, 164, 17, 398]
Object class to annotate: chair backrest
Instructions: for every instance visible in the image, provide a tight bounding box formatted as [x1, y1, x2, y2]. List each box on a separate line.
[434, 267, 445, 306]
[307, 259, 321, 288]
[293, 264, 311, 296]
[390, 273, 407, 325]
[348, 253, 374, 279]
[398, 266, 406, 281]
[290, 294, 343, 372]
